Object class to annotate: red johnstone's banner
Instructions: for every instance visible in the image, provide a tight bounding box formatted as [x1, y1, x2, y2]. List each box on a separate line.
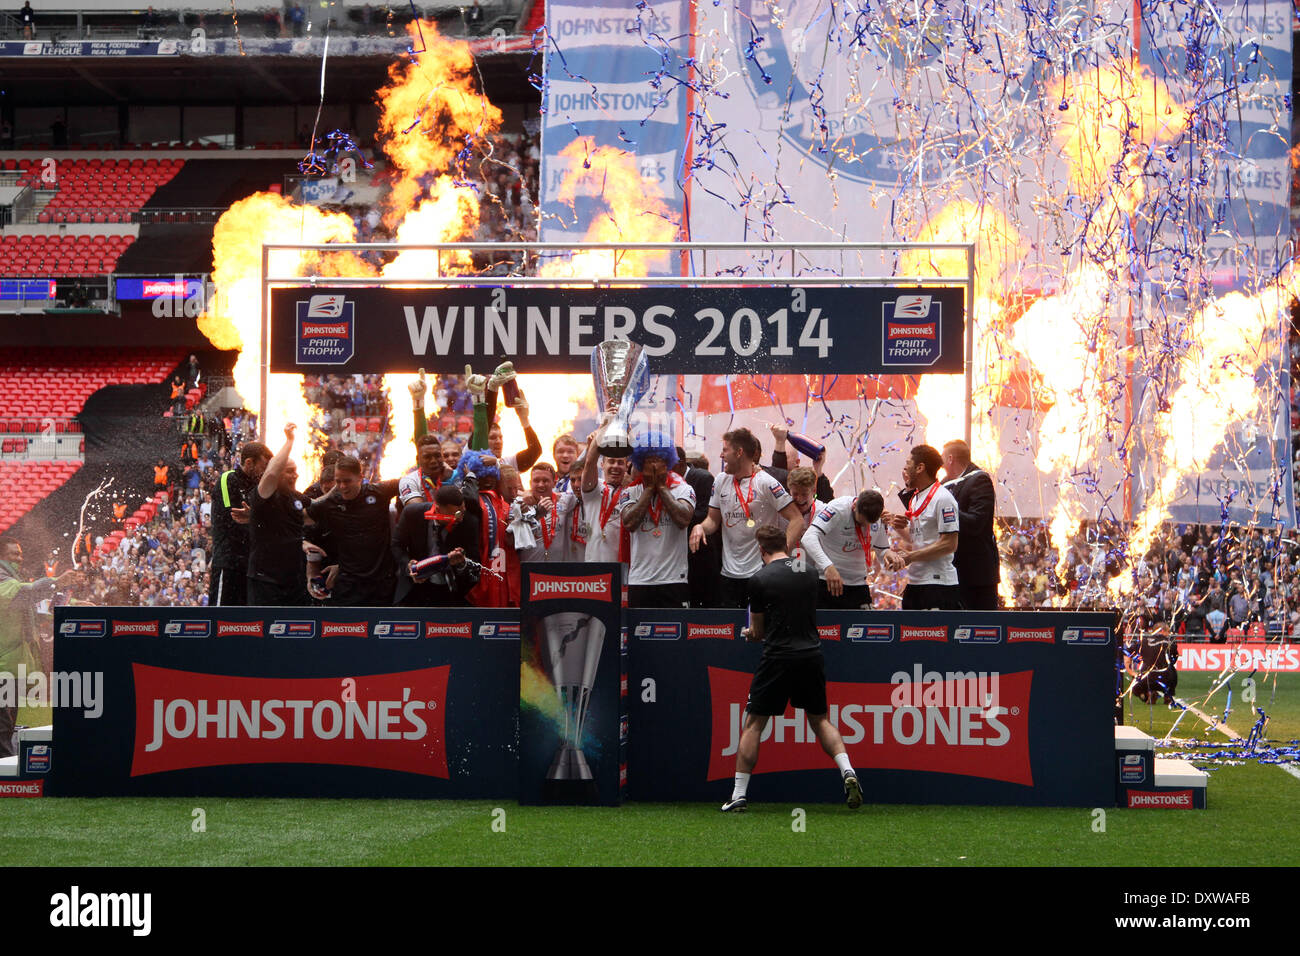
[529, 573, 613, 601]
[130, 664, 449, 778]
[1175, 643, 1299, 672]
[705, 667, 1034, 785]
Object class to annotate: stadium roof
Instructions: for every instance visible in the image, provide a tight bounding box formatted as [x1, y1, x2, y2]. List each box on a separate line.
[0, 50, 536, 107]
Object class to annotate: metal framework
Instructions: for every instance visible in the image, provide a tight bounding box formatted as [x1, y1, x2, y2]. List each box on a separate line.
[259, 240, 977, 445]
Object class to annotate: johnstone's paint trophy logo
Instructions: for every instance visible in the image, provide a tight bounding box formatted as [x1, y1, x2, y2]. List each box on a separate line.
[295, 294, 355, 365]
[883, 295, 943, 367]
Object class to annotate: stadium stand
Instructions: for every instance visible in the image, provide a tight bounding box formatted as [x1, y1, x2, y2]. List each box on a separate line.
[0, 234, 134, 276]
[0, 461, 82, 534]
[0, 348, 180, 419]
[10, 157, 183, 222]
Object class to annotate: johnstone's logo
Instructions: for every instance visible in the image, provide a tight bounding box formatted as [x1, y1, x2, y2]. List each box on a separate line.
[321, 622, 367, 637]
[883, 296, 943, 368]
[374, 621, 421, 639]
[1062, 627, 1111, 646]
[215, 620, 263, 637]
[1008, 627, 1055, 644]
[59, 619, 105, 636]
[1120, 753, 1146, 783]
[295, 294, 355, 366]
[954, 625, 1001, 645]
[269, 620, 316, 638]
[477, 622, 521, 639]
[164, 620, 211, 637]
[634, 622, 682, 640]
[687, 623, 735, 640]
[707, 666, 1032, 785]
[818, 624, 841, 641]
[847, 624, 894, 643]
[111, 620, 159, 636]
[529, 573, 613, 601]
[130, 663, 449, 778]
[425, 622, 472, 638]
[1127, 790, 1193, 809]
[0, 780, 43, 797]
[901, 625, 947, 643]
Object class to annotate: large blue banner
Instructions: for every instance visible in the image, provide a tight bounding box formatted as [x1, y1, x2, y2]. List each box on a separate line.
[539, 0, 691, 268]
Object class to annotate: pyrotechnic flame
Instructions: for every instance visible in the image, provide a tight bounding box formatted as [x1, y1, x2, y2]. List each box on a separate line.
[540, 138, 678, 279]
[375, 19, 503, 228]
[1048, 64, 1186, 216]
[199, 192, 367, 479]
[1125, 282, 1290, 569]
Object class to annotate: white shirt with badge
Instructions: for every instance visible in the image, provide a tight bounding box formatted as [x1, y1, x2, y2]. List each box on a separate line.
[580, 483, 625, 564]
[905, 482, 960, 586]
[618, 478, 696, 586]
[514, 493, 578, 563]
[801, 495, 890, 587]
[708, 469, 794, 579]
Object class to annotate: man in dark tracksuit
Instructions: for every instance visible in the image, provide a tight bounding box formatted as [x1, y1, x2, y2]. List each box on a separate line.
[209, 440, 271, 606]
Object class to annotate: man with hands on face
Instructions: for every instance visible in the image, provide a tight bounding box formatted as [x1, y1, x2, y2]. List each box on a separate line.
[689, 427, 805, 609]
[881, 444, 962, 610]
[306, 453, 402, 607]
[618, 437, 696, 608]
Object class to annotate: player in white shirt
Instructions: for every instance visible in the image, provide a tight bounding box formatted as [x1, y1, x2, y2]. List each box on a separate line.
[688, 427, 805, 607]
[882, 444, 962, 609]
[398, 434, 446, 506]
[618, 438, 696, 607]
[512, 462, 577, 563]
[801, 490, 890, 609]
[579, 420, 629, 566]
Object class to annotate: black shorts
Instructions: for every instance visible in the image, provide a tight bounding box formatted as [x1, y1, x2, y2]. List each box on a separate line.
[628, 583, 690, 608]
[247, 576, 310, 607]
[717, 575, 749, 609]
[747, 653, 827, 717]
[209, 565, 247, 606]
[817, 581, 873, 610]
[901, 583, 964, 611]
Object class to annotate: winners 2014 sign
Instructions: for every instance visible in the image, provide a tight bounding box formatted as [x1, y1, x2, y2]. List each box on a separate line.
[269, 286, 965, 375]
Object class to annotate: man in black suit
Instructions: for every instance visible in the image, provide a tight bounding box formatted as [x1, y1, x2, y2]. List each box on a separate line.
[941, 440, 1000, 610]
[392, 484, 481, 607]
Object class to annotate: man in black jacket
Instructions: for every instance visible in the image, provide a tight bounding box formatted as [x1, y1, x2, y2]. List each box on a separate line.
[392, 485, 481, 606]
[941, 440, 1000, 610]
[209, 440, 271, 606]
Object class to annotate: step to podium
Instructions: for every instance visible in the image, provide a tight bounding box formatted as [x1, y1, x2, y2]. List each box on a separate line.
[18, 725, 52, 778]
[1115, 726, 1208, 809]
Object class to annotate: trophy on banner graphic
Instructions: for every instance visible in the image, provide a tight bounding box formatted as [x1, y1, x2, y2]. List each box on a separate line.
[539, 610, 606, 800]
[591, 340, 652, 458]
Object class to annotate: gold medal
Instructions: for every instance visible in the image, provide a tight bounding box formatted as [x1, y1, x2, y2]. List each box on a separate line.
[746, 518, 755, 528]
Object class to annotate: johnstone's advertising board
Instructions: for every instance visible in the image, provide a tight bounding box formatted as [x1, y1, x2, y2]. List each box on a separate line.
[269, 286, 965, 375]
[627, 609, 1118, 806]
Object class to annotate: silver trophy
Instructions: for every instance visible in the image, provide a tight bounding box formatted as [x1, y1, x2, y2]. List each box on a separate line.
[591, 339, 651, 458]
[539, 610, 606, 797]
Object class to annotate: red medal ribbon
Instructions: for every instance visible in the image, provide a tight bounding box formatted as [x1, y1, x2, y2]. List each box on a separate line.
[539, 492, 558, 548]
[904, 481, 940, 522]
[597, 483, 620, 533]
[732, 473, 757, 524]
[854, 520, 874, 568]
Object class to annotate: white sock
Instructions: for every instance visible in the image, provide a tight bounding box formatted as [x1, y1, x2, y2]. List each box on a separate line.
[834, 753, 854, 775]
[731, 772, 750, 800]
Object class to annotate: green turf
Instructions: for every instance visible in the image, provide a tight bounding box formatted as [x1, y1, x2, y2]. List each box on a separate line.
[4, 675, 1295, 867]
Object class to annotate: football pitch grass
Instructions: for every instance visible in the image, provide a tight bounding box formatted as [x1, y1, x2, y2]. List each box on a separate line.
[4, 673, 1297, 867]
